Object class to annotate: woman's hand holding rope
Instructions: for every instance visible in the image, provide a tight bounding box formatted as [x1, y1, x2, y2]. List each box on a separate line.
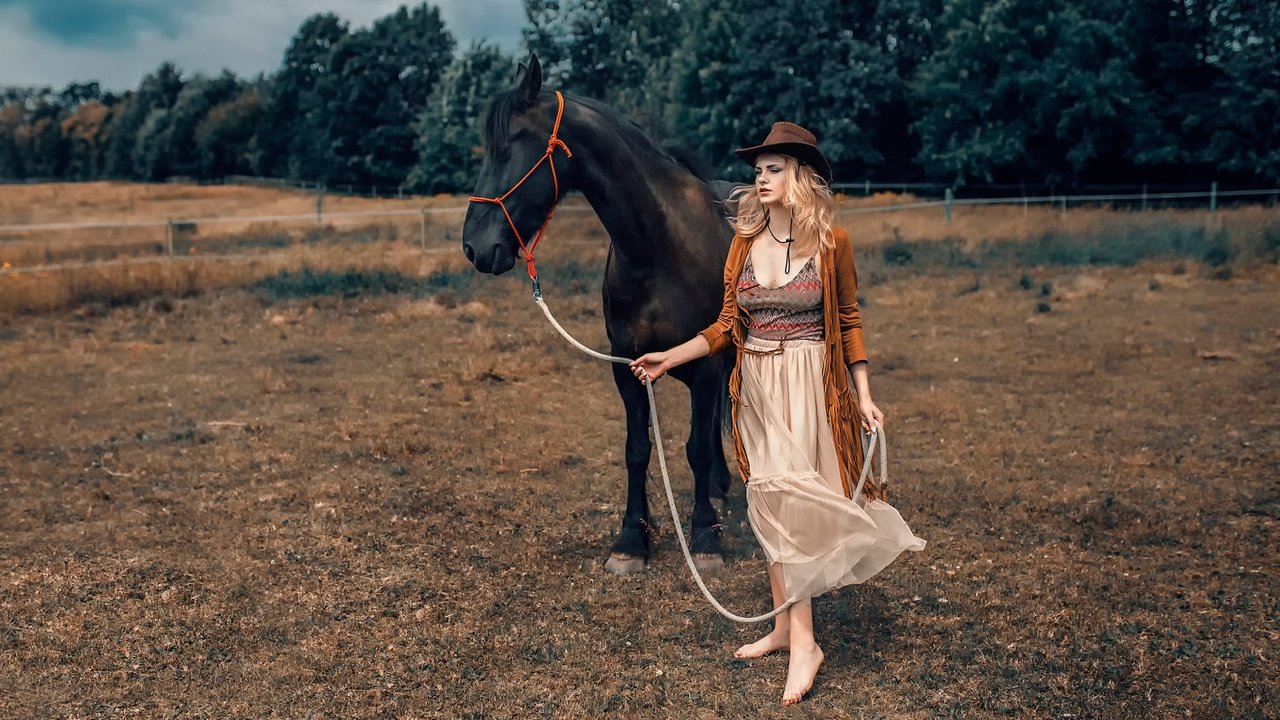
[629, 335, 711, 385]
[630, 351, 673, 384]
[858, 397, 885, 435]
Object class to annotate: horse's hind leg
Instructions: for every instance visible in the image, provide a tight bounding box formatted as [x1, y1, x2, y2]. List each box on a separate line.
[708, 357, 733, 503]
[683, 360, 726, 571]
[605, 362, 652, 575]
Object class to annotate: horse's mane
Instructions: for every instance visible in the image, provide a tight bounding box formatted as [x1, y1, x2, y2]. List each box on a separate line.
[482, 87, 524, 159]
[483, 89, 714, 185]
[662, 141, 715, 183]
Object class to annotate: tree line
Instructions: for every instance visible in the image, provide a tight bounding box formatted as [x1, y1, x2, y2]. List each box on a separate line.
[1, 0, 1276, 193]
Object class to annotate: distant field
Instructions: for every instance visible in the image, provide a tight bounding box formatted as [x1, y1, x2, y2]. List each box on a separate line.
[1, 181, 1278, 314]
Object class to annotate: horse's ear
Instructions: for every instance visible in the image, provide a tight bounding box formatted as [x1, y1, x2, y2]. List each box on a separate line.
[514, 54, 542, 109]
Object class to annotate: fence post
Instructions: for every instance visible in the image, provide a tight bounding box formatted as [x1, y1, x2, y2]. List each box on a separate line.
[1210, 181, 1218, 213]
[166, 219, 175, 257]
[945, 187, 953, 224]
[1142, 184, 1148, 212]
[315, 189, 324, 223]
[420, 208, 427, 251]
[864, 179, 870, 196]
[1060, 195, 1067, 219]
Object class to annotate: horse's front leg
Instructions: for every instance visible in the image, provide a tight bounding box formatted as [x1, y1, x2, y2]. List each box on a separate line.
[605, 362, 653, 575]
[676, 359, 726, 571]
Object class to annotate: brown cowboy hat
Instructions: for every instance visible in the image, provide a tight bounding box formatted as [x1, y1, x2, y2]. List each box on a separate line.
[735, 121, 833, 185]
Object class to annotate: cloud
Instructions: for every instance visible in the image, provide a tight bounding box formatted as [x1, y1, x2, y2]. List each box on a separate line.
[0, 0, 201, 49]
[438, 0, 525, 51]
[0, 0, 526, 90]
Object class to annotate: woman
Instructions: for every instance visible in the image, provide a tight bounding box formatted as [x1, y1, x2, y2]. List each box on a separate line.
[630, 122, 926, 705]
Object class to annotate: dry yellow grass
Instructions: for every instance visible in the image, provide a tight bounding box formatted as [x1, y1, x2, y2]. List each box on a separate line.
[1, 181, 1276, 315]
[0, 182, 472, 269]
[0, 180, 446, 225]
[0, 242, 481, 313]
[835, 192, 1280, 250]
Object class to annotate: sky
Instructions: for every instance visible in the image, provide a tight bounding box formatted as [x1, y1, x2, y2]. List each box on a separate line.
[0, 0, 527, 91]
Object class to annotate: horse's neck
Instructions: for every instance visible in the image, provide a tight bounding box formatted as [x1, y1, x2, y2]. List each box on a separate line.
[564, 112, 695, 267]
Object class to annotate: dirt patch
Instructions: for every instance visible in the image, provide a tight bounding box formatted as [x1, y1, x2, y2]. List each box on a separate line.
[1, 255, 1277, 718]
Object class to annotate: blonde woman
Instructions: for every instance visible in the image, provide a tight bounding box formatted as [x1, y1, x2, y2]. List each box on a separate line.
[630, 122, 926, 705]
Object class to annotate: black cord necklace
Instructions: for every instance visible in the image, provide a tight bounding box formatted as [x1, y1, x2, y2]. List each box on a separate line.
[765, 211, 796, 274]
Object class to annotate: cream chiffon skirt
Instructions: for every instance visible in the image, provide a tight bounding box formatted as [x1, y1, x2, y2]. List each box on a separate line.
[738, 336, 926, 602]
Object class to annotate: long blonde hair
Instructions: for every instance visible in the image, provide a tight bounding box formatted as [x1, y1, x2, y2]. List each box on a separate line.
[728, 155, 835, 257]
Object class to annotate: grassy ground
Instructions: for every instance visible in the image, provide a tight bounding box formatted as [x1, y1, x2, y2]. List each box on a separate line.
[3, 182, 1278, 314]
[1, 221, 1276, 717]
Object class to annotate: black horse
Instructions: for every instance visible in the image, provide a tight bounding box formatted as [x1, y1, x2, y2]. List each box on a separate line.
[462, 55, 736, 574]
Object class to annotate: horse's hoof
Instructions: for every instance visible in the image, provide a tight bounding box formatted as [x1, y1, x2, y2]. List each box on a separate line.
[605, 553, 647, 575]
[691, 553, 726, 572]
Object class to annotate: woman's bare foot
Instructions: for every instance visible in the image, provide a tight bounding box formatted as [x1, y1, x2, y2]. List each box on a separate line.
[733, 629, 790, 658]
[781, 642, 824, 705]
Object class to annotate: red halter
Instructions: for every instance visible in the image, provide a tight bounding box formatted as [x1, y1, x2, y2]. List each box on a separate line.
[467, 90, 572, 295]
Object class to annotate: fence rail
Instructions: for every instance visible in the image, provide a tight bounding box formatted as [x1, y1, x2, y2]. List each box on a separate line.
[2, 185, 1278, 277]
[841, 187, 1280, 217]
[4, 173, 1276, 201]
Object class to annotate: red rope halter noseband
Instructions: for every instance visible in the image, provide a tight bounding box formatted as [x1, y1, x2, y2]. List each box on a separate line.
[467, 90, 572, 296]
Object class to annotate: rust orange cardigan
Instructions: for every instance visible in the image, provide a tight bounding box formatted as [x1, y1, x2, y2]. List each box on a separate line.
[697, 226, 884, 502]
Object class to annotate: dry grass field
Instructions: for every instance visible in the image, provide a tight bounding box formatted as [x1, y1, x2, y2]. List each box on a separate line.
[1, 182, 1278, 718]
[3, 181, 1277, 314]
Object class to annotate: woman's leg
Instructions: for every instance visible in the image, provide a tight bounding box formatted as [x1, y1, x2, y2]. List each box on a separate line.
[782, 598, 824, 704]
[733, 562, 791, 658]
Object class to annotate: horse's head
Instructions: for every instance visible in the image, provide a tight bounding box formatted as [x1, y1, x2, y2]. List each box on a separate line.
[463, 54, 574, 276]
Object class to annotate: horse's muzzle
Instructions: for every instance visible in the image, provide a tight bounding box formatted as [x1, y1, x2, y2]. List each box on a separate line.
[463, 240, 516, 275]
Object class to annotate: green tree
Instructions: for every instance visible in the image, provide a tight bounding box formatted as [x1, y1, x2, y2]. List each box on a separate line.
[912, 0, 1139, 186]
[305, 3, 455, 186]
[0, 103, 26, 179]
[12, 102, 66, 178]
[410, 42, 513, 193]
[522, 0, 680, 133]
[673, 0, 906, 181]
[255, 12, 350, 178]
[104, 62, 184, 178]
[1124, 0, 1279, 183]
[1213, 0, 1280, 181]
[162, 71, 244, 177]
[132, 107, 173, 180]
[196, 89, 267, 177]
[859, 0, 945, 180]
[61, 100, 115, 179]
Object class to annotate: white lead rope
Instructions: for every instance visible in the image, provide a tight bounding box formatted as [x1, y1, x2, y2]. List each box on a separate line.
[534, 294, 885, 623]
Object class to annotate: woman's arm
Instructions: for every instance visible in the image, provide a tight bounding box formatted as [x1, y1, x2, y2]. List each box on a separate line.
[695, 237, 743, 357]
[833, 228, 868, 365]
[629, 335, 710, 384]
[631, 237, 742, 384]
[848, 360, 883, 432]
[835, 229, 883, 432]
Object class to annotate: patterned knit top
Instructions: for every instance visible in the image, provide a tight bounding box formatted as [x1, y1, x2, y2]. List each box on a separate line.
[737, 252, 823, 342]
